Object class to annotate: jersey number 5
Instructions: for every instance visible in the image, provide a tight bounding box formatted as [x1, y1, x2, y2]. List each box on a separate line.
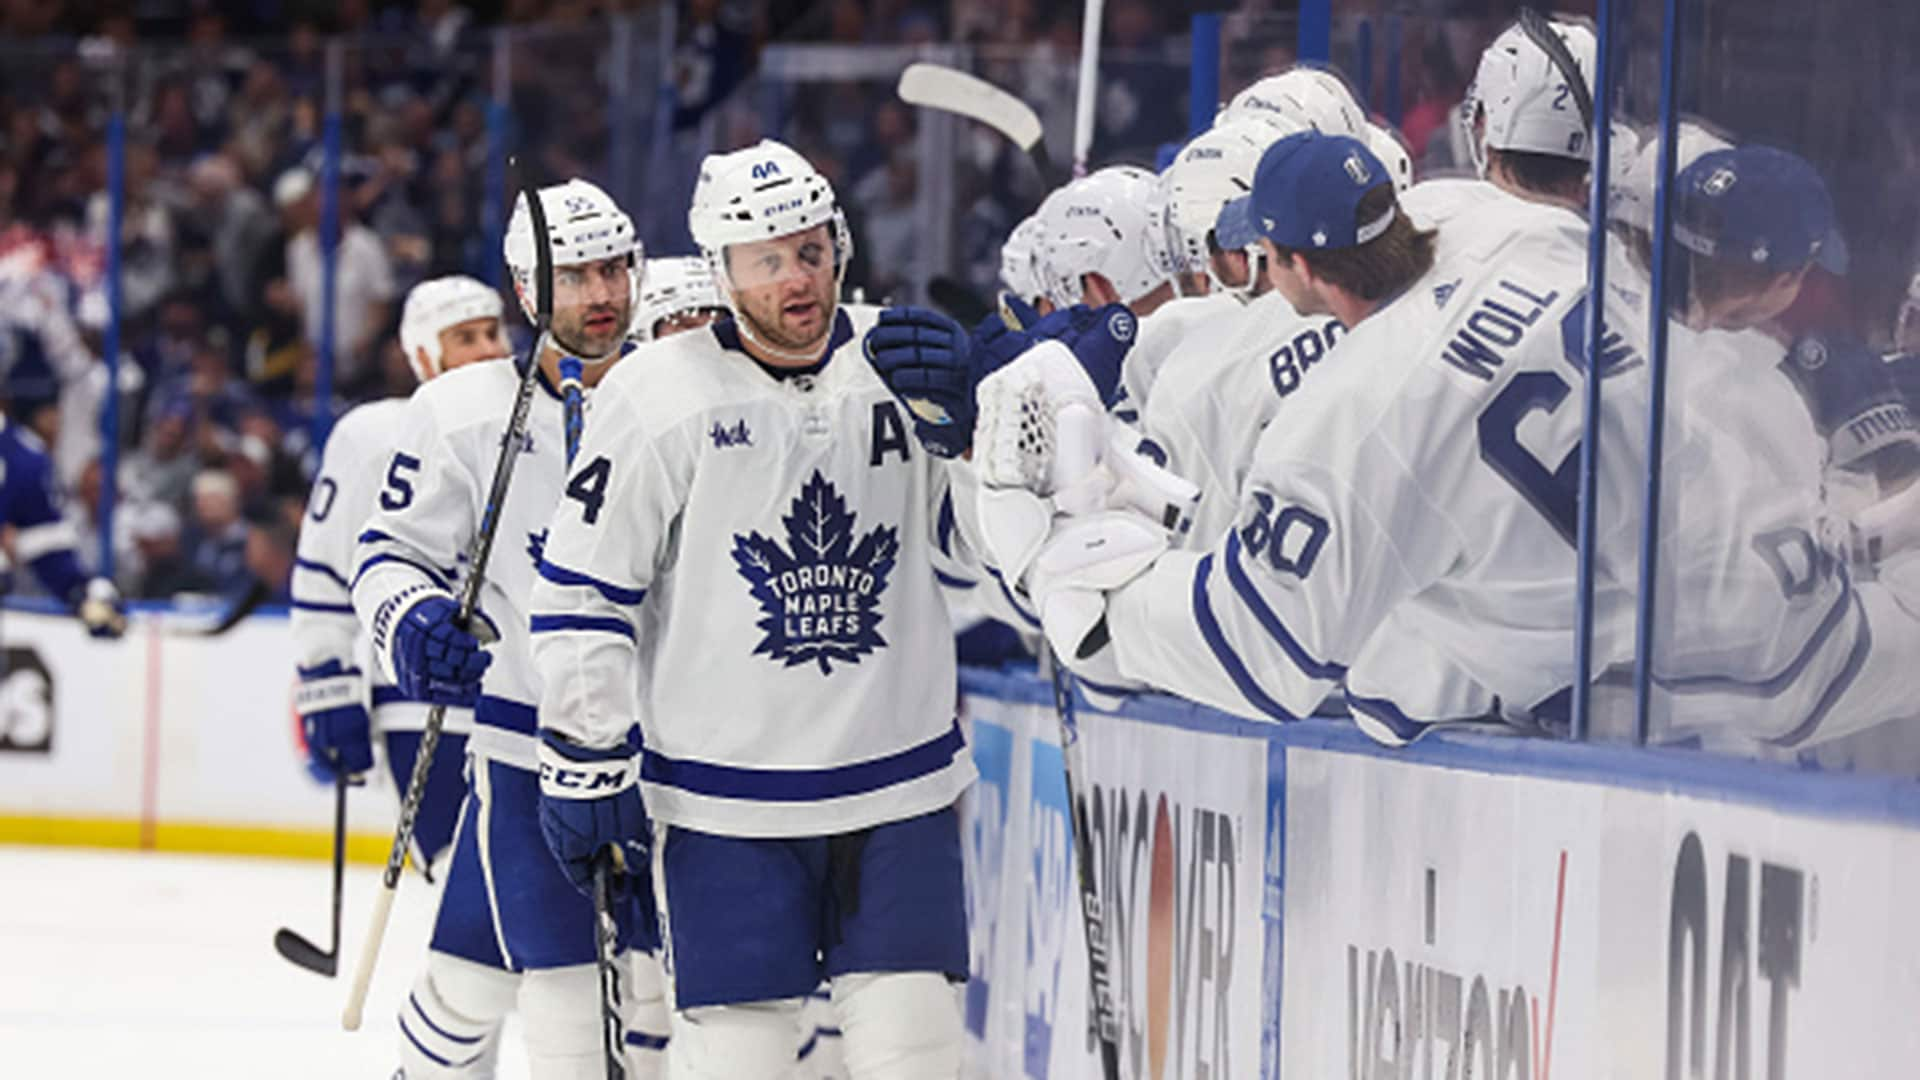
[379, 454, 421, 511]
[566, 456, 612, 525]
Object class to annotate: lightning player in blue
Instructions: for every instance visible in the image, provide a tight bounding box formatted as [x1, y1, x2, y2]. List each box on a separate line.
[529, 139, 980, 1079]
[0, 413, 124, 637]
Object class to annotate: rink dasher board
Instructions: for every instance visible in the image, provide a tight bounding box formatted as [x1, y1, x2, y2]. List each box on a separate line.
[956, 666, 1920, 1080]
[0, 604, 397, 860]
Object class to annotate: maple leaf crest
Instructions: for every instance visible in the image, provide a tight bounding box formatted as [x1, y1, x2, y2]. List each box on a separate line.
[730, 470, 898, 674]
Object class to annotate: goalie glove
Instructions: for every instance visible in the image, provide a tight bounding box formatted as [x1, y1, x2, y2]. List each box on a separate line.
[973, 340, 1197, 582]
[1028, 510, 1171, 671]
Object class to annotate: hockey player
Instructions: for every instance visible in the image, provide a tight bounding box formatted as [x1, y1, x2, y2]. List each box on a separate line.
[978, 130, 1647, 745]
[292, 274, 505, 859]
[0, 413, 123, 636]
[1613, 146, 1920, 751]
[351, 179, 663, 1078]
[528, 138, 976, 1080]
[1460, 16, 1597, 210]
[633, 256, 728, 342]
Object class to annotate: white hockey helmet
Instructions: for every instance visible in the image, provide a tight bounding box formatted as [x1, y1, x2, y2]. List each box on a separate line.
[1462, 16, 1598, 176]
[999, 214, 1046, 304]
[1034, 165, 1172, 309]
[503, 178, 641, 335]
[1220, 67, 1366, 138]
[1159, 118, 1290, 278]
[687, 138, 851, 295]
[1365, 121, 1415, 193]
[398, 275, 505, 382]
[1613, 119, 1730, 234]
[633, 255, 726, 341]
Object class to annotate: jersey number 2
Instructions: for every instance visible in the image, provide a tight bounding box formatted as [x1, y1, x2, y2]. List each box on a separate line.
[566, 456, 612, 525]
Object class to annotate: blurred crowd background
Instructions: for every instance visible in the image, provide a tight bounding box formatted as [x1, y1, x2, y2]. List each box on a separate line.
[0, 0, 1915, 614]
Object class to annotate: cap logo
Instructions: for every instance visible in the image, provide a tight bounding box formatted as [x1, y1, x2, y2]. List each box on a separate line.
[1702, 167, 1737, 196]
[751, 160, 783, 180]
[1312, 228, 1329, 247]
[1263, 216, 1276, 231]
[1344, 153, 1372, 185]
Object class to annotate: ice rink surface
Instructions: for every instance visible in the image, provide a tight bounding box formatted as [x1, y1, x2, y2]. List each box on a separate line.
[0, 845, 530, 1078]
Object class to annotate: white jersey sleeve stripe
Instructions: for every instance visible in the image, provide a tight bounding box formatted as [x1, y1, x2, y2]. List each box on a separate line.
[640, 719, 967, 802]
[529, 613, 636, 640]
[534, 558, 646, 606]
[14, 520, 77, 562]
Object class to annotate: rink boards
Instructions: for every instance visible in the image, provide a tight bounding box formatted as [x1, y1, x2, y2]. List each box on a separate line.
[958, 666, 1920, 1079]
[3, 605, 1918, 1074]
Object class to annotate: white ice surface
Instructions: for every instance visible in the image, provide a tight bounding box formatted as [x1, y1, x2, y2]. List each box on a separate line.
[0, 845, 528, 1078]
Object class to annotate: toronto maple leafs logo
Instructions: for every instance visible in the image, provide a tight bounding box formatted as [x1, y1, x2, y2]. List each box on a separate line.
[731, 471, 898, 674]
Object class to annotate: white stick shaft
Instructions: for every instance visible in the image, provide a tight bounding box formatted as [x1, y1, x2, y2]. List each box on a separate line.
[1072, 0, 1107, 175]
[341, 883, 397, 1031]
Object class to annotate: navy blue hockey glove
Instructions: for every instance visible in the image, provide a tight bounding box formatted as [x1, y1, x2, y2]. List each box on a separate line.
[537, 729, 652, 898]
[1051, 303, 1136, 408]
[865, 305, 982, 458]
[1782, 336, 1920, 475]
[388, 594, 496, 708]
[295, 659, 373, 781]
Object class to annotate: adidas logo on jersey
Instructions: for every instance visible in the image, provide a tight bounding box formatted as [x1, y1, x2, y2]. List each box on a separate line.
[1433, 278, 1461, 307]
[710, 418, 753, 448]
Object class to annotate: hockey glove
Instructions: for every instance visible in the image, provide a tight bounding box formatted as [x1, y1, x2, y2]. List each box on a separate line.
[295, 659, 373, 781]
[387, 593, 497, 708]
[1783, 335, 1920, 475]
[75, 577, 127, 639]
[1048, 303, 1135, 409]
[537, 729, 652, 898]
[865, 306, 982, 459]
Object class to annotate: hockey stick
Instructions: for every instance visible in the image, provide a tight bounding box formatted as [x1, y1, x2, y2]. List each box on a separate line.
[165, 577, 271, 638]
[556, 351, 629, 1080]
[1516, 7, 1595, 132]
[274, 765, 348, 976]
[342, 161, 555, 1031]
[1046, 654, 1122, 1080]
[1071, 0, 1108, 178]
[897, 62, 1066, 187]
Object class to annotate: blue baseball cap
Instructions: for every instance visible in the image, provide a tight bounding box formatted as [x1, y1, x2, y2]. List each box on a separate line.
[1672, 145, 1849, 275]
[1213, 131, 1396, 252]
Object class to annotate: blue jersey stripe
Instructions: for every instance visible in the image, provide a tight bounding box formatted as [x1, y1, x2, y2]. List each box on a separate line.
[530, 613, 636, 640]
[294, 557, 350, 590]
[982, 565, 1040, 630]
[1222, 530, 1347, 681]
[640, 720, 966, 802]
[291, 599, 356, 615]
[1770, 593, 1873, 748]
[1191, 553, 1298, 723]
[477, 695, 538, 735]
[1345, 692, 1434, 745]
[353, 551, 452, 593]
[537, 558, 647, 606]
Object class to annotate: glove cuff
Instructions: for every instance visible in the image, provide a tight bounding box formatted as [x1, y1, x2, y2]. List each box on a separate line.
[371, 583, 452, 680]
[295, 663, 365, 714]
[538, 731, 640, 799]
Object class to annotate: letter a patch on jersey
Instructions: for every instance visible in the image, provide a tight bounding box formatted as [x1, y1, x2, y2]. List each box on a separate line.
[731, 470, 898, 674]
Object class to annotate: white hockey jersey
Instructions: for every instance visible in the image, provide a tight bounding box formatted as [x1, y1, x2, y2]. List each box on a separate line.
[528, 308, 979, 838]
[1617, 301, 1920, 750]
[1100, 198, 1647, 730]
[350, 360, 572, 770]
[1112, 292, 1242, 423]
[296, 398, 473, 732]
[1141, 290, 1343, 549]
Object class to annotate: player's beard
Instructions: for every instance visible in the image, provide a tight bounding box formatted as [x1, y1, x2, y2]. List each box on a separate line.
[738, 276, 836, 357]
[552, 301, 630, 361]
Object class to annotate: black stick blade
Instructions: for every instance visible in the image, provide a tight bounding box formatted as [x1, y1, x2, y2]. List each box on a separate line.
[274, 928, 339, 977]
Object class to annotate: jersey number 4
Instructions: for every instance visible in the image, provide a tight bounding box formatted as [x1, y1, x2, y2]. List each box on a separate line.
[566, 456, 612, 525]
